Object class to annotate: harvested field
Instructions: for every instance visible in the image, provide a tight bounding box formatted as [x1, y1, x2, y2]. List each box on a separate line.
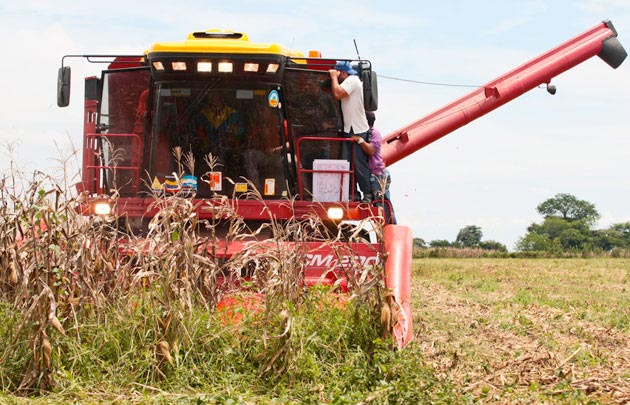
[412, 258, 630, 404]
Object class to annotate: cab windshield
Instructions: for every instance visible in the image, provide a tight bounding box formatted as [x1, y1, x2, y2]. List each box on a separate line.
[149, 82, 287, 198]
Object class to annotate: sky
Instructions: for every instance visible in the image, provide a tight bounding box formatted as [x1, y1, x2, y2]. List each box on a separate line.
[1, 0, 629, 250]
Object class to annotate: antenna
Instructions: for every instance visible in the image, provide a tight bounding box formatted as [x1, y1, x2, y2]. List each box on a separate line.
[290, 37, 296, 54]
[353, 39, 361, 60]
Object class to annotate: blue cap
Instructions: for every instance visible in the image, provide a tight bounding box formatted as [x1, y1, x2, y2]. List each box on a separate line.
[334, 61, 358, 75]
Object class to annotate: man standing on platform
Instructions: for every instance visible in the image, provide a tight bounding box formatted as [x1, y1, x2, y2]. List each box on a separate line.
[329, 61, 372, 202]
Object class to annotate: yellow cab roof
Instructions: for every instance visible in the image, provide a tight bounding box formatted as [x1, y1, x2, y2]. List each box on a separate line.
[146, 29, 305, 58]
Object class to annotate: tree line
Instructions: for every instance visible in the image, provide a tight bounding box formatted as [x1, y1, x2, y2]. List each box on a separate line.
[414, 193, 630, 256]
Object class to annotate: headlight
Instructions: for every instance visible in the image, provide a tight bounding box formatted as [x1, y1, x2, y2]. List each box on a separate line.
[93, 201, 112, 216]
[327, 206, 344, 221]
[218, 61, 233, 73]
[197, 61, 213, 72]
[171, 61, 187, 71]
[244, 62, 259, 72]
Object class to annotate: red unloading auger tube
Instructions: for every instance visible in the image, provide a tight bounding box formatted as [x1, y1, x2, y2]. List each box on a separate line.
[381, 20, 627, 166]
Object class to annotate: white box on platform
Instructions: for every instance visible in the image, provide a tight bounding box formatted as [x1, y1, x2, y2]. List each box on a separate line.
[312, 159, 350, 202]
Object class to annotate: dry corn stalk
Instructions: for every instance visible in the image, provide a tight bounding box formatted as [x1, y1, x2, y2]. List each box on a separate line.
[157, 340, 173, 366]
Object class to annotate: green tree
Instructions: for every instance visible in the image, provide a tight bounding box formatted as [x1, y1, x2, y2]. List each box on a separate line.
[455, 225, 482, 248]
[518, 216, 590, 253]
[516, 233, 552, 252]
[590, 228, 625, 251]
[515, 194, 626, 253]
[479, 240, 507, 252]
[429, 239, 451, 248]
[413, 238, 427, 249]
[558, 228, 586, 250]
[609, 222, 630, 247]
[536, 193, 600, 226]
[527, 217, 590, 240]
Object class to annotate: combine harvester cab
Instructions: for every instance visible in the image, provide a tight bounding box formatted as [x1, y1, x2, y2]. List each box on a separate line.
[58, 21, 625, 349]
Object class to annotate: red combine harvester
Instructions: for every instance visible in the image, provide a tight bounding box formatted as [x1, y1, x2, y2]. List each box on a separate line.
[57, 21, 626, 349]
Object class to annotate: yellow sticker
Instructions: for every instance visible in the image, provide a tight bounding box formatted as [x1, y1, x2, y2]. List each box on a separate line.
[264, 179, 275, 195]
[235, 183, 248, 193]
[151, 176, 163, 191]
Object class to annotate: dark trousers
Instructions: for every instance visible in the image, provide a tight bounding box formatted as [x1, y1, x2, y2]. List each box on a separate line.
[342, 130, 371, 201]
[370, 170, 396, 224]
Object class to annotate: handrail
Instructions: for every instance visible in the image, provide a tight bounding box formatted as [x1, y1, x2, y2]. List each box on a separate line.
[84, 133, 143, 194]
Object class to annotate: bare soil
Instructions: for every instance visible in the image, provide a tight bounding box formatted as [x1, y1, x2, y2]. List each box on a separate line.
[412, 262, 630, 404]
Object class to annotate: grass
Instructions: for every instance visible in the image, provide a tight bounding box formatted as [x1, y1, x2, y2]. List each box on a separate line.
[415, 258, 630, 330]
[0, 295, 455, 404]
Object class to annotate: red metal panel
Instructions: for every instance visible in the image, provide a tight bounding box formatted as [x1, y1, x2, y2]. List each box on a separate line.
[198, 239, 380, 292]
[107, 56, 144, 69]
[106, 197, 380, 223]
[82, 100, 99, 193]
[384, 224, 413, 348]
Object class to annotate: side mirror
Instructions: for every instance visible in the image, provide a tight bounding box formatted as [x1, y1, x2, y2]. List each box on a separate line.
[57, 66, 71, 107]
[362, 70, 378, 111]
